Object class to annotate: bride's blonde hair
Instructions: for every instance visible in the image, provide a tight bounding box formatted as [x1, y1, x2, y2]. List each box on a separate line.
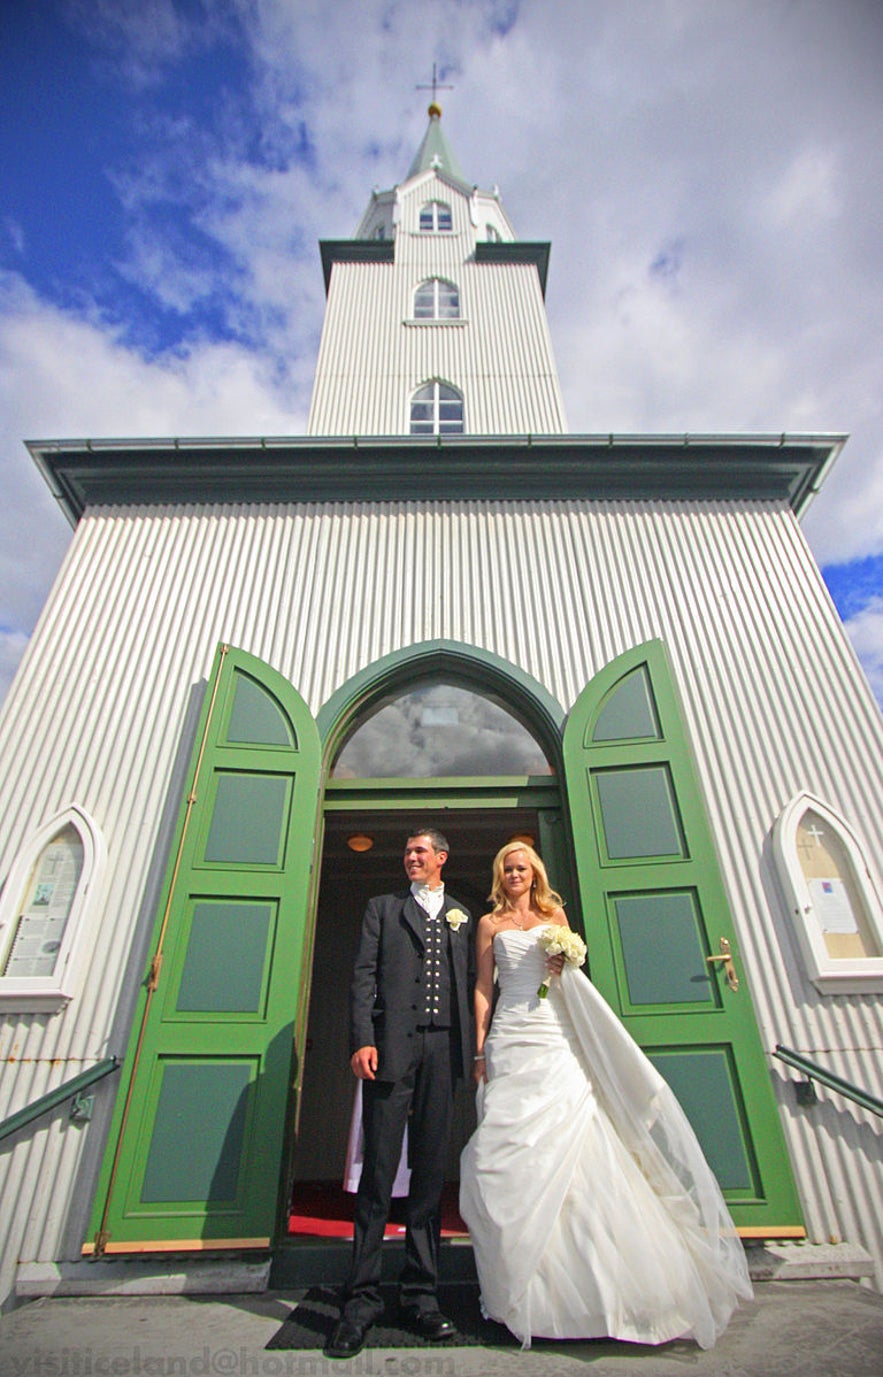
[488, 841, 564, 920]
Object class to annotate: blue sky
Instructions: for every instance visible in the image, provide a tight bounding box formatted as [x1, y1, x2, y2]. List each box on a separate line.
[1, 0, 882, 704]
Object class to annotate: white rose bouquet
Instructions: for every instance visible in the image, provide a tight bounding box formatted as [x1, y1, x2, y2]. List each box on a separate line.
[537, 926, 587, 998]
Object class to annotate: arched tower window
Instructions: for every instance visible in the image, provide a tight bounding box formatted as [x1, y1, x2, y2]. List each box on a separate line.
[0, 805, 104, 1007]
[410, 381, 464, 435]
[419, 201, 452, 232]
[486, 223, 501, 242]
[413, 278, 460, 320]
[773, 793, 883, 992]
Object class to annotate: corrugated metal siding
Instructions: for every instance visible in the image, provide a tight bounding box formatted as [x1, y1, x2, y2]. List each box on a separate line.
[308, 170, 566, 434]
[1, 497, 882, 1302]
[308, 261, 565, 434]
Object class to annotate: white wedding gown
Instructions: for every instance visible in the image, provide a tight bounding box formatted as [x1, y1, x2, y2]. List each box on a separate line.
[460, 926, 752, 1349]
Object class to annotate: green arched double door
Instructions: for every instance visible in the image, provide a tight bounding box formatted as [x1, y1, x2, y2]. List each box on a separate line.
[564, 640, 802, 1233]
[87, 645, 321, 1253]
[88, 638, 801, 1255]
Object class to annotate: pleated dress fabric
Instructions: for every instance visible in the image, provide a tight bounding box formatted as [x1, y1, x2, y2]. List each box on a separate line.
[460, 926, 752, 1349]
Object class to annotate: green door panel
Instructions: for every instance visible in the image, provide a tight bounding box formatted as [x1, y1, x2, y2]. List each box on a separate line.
[613, 890, 717, 1007]
[139, 1060, 254, 1205]
[647, 1049, 757, 1194]
[174, 901, 274, 1015]
[592, 664, 660, 743]
[87, 645, 321, 1253]
[594, 765, 686, 859]
[564, 640, 803, 1231]
[226, 673, 295, 747]
[202, 773, 292, 866]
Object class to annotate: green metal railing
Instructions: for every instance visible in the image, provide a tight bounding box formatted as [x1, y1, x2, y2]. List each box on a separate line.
[0, 1057, 119, 1143]
[774, 1044, 883, 1118]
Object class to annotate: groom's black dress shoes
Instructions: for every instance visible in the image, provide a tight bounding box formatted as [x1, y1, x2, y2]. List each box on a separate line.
[324, 1318, 369, 1359]
[400, 1307, 457, 1340]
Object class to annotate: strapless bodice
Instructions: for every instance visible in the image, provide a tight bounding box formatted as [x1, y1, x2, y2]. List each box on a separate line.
[492, 925, 553, 1009]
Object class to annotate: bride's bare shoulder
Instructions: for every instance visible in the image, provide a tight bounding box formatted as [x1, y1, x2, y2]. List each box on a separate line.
[477, 911, 499, 938]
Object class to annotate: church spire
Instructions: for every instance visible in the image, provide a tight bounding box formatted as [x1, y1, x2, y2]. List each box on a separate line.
[406, 101, 468, 185]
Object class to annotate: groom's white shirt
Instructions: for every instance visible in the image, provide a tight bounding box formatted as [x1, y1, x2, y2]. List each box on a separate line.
[410, 880, 445, 918]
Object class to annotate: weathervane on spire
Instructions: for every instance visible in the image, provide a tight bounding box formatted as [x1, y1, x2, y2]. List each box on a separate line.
[416, 61, 453, 116]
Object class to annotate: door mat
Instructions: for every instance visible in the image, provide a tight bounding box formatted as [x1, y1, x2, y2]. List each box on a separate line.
[266, 1283, 517, 1350]
[288, 1182, 468, 1238]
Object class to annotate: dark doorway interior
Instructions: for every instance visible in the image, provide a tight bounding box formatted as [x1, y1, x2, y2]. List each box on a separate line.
[289, 807, 541, 1235]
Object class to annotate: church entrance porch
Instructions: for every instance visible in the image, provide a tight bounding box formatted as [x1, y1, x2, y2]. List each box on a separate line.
[84, 640, 805, 1283]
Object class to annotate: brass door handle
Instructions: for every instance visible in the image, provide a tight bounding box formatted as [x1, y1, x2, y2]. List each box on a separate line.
[706, 937, 739, 992]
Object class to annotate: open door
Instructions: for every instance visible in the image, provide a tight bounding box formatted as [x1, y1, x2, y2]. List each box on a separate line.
[564, 641, 803, 1234]
[86, 644, 321, 1254]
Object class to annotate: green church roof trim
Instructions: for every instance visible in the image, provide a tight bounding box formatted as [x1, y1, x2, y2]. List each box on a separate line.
[320, 240, 395, 291]
[319, 239, 551, 296]
[29, 433, 846, 527]
[474, 241, 551, 296]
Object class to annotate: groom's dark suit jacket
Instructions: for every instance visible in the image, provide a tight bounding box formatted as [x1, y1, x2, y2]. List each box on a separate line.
[350, 890, 474, 1082]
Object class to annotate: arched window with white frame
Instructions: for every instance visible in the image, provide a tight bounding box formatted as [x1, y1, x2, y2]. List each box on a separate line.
[0, 805, 105, 1008]
[419, 200, 452, 232]
[773, 792, 883, 992]
[409, 380, 464, 435]
[413, 278, 460, 320]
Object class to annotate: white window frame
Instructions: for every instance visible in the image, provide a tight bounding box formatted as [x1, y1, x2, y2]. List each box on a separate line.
[0, 805, 105, 1010]
[409, 380, 464, 436]
[419, 201, 453, 232]
[412, 278, 460, 321]
[773, 792, 883, 993]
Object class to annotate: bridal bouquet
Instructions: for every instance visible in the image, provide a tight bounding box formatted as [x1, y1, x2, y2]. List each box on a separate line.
[537, 927, 587, 998]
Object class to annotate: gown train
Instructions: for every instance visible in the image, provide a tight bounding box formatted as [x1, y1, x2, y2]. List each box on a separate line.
[459, 926, 752, 1349]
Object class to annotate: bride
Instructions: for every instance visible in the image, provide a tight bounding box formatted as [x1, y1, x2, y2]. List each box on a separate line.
[459, 840, 752, 1350]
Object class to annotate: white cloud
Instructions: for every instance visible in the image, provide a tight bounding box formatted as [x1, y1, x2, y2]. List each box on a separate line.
[61, 0, 232, 88]
[0, 629, 30, 707]
[764, 146, 842, 229]
[843, 597, 883, 706]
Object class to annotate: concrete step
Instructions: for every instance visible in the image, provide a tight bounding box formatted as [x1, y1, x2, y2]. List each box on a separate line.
[16, 1238, 875, 1300]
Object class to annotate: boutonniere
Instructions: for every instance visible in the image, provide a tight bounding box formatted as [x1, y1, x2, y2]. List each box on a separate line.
[445, 908, 469, 932]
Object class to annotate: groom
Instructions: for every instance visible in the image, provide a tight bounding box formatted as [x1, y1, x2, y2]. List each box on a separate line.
[325, 827, 474, 1359]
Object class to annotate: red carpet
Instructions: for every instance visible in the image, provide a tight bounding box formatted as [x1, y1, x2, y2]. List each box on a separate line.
[288, 1182, 467, 1238]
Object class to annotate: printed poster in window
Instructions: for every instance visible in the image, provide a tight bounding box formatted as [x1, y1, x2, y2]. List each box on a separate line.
[3, 829, 84, 978]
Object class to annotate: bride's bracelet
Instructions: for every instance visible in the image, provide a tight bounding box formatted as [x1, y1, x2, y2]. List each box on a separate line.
[474, 1053, 486, 1060]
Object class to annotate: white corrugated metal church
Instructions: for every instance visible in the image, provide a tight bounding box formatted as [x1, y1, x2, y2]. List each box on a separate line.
[1, 102, 882, 1311]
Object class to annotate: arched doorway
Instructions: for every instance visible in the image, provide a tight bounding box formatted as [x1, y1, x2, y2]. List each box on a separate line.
[285, 643, 569, 1257]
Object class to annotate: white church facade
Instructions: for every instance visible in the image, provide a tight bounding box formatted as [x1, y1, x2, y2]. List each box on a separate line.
[1, 106, 882, 1310]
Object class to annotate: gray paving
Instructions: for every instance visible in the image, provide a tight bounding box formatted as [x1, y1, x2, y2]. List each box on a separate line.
[1, 1280, 882, 1377]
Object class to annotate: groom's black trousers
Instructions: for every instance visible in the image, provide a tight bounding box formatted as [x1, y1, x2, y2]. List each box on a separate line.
[344, 1026, 454, 1324]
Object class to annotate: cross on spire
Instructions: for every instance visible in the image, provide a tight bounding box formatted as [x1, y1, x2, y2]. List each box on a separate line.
[416, 62, 454, 111]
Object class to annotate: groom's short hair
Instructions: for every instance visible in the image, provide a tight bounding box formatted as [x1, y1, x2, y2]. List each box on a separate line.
[406, 826, 450, 855]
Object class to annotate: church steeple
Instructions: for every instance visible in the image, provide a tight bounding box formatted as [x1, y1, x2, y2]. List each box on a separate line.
[307, 106, 566, 436]
[405, 103, 468, 186]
